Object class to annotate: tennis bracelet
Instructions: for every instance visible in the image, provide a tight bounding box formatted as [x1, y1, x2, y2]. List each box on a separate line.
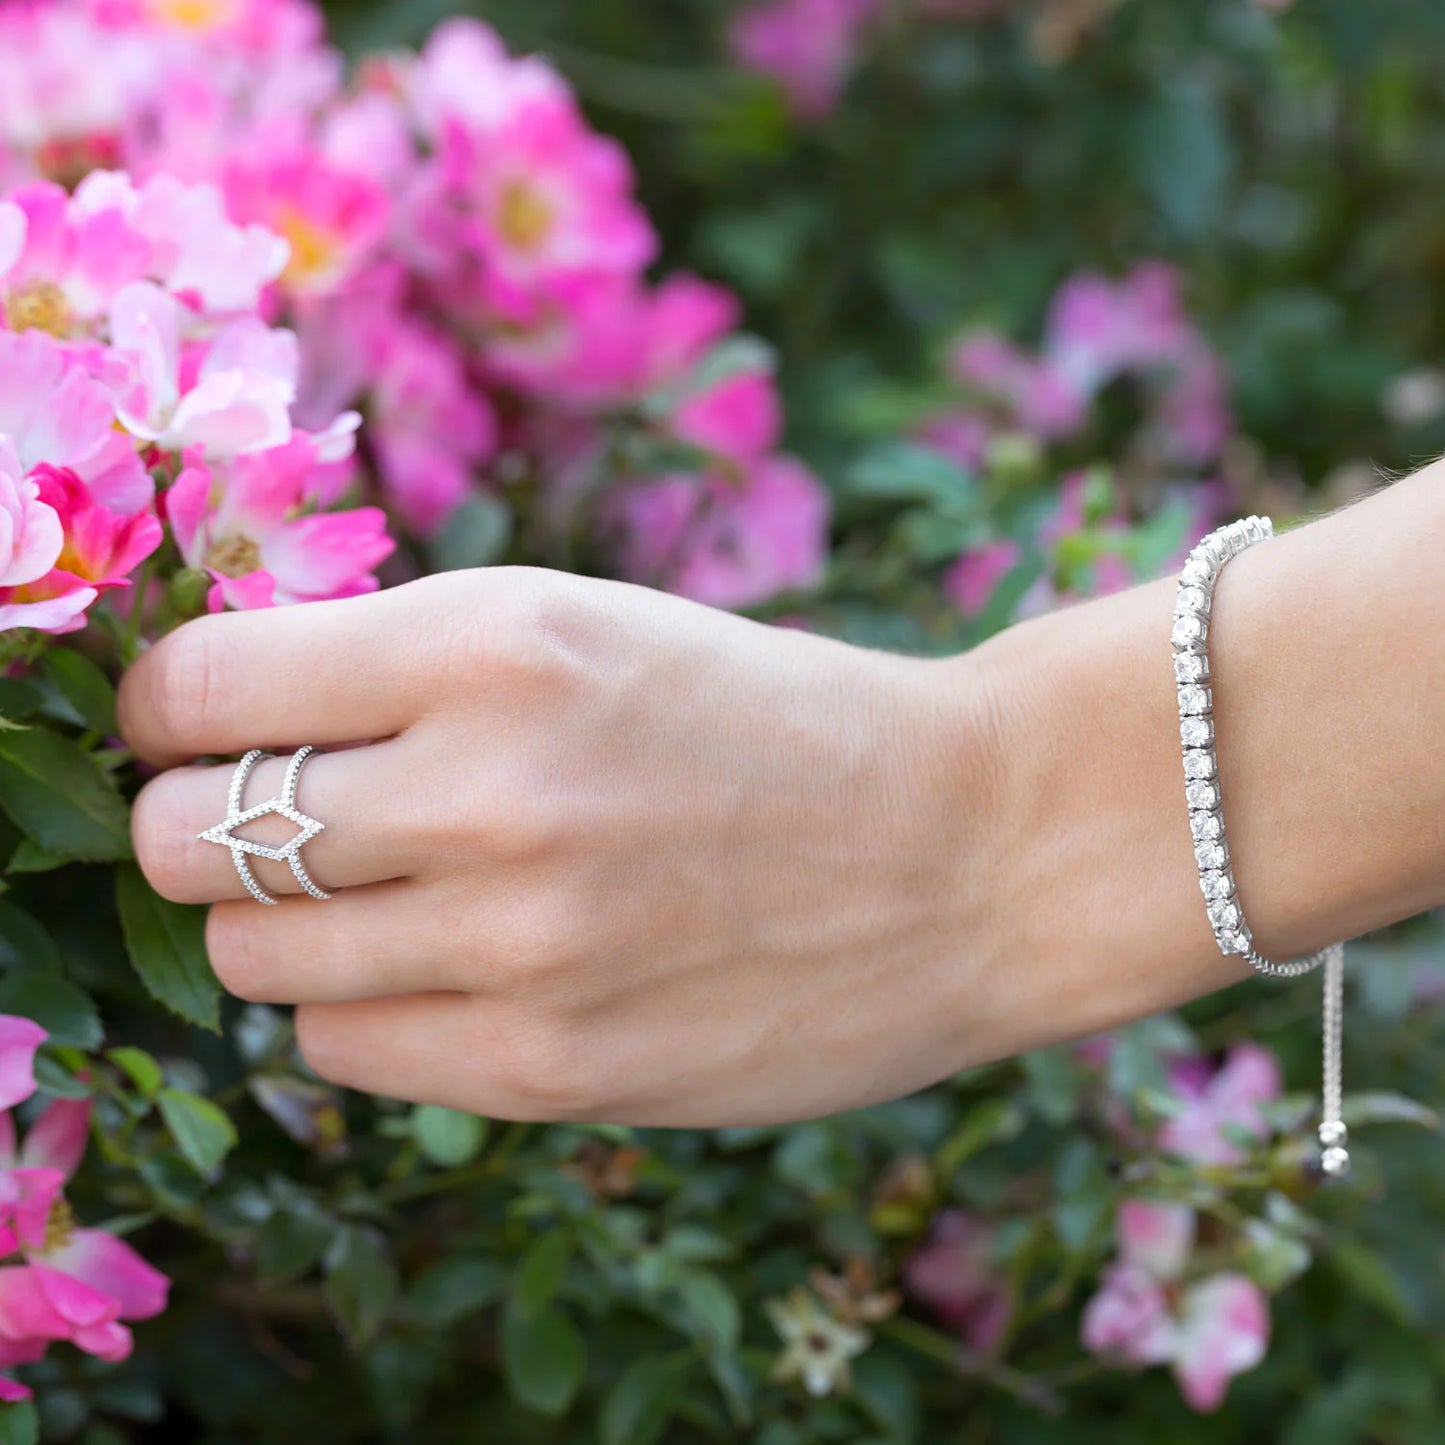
[1173, 517, 1350, 1179]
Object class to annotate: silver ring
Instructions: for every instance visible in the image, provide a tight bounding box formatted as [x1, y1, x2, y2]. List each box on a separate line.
[198, 747, 333, 905]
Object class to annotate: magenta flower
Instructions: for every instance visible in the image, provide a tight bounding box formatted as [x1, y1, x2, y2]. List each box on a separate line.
[903, 1211, 1013, 1353]
[608, 454, 830, 610]
[167, 432, 392, 611]
[438, 87, 656, 299]
[1082, 1199, 1269, 1413]
[0, 1097, 169, 1392]
[223, 149, 390, 299]
[1157, 1044, 1282, 1167]
[943, 539, 1022, 620]
[730, 0, 879, 121]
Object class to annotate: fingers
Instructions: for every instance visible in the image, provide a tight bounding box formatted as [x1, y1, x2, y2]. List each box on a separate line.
[118, 582, 448, 767]
[133, 740, 426, 903]
[295, 993, 617, 1124]
[206, 883, 463, 1004]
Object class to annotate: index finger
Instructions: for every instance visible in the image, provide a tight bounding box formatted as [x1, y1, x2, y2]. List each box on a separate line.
[118, 585, 430, 767]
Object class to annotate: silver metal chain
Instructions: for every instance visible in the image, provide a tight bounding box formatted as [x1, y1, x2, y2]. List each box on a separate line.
[1173, 517, 1350, 1179]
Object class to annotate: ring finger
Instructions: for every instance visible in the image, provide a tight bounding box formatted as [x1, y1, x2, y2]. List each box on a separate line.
[132, 740, 428, 905]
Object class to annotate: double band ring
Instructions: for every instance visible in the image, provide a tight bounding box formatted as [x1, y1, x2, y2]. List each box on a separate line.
[198, 747, 333, 906]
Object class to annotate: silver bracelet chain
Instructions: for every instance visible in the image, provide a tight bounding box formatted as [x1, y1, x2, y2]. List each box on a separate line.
[1173, 517, 1350, 1179]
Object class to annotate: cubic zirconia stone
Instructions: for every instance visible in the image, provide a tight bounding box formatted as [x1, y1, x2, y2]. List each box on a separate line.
[1181, 717, 1214, 750]
[1183, 749, 1216, 780]
[1185, 779, 1218, 810]
[1200, 869, 1233, 901]
[1178, 584, 1209, 616]
[1178, 684, 1210, 716]
[1195, 839, 1228, 871]
[1190, 809, 1223, 842]
[1172, 613, 1205, 649]
[1174, 653, 1208, 684]
[1181, 557, 1214, 588]
[1208, 899, 1241, 931]
[1220, 928, 1251, 956]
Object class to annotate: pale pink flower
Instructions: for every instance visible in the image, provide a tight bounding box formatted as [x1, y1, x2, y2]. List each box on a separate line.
[1082, 1199, 1269, 1413]
[107, 281, 296, 459]
[904, 1211, 1013, 1352]
[75, 172, 288, 315]
[950, 332, 1087, 442]
[1157, 1044, 1282, 1167]
[167, 434, 392, 611]
[608, 454, 830, 609]
[0, 329, 149, 516]
[916, 411, 993, 471]
[730, 0, 879, 120]
[943, 539, 1021, 620]
[408, 18, 569, 139]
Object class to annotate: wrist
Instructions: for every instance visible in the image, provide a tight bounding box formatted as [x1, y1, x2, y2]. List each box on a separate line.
[930, 581, 1249, 1064]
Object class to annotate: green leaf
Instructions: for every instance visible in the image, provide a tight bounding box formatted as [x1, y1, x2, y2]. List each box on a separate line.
[843, 443, 973, 507]
[500, 1301, 586, 1418]
[39, 651, 118, 736]
[1341, 1092, 1439, 1131]
[410, 1104, 488, 1167]
[0, 903, 60, 972]
[0, 680, 41, 726]
[257, 1206, 335, 1284]
[115, 865, 221, 1031]
[157, 1088, 237, 1173]
[408, 1257, 508, 1327]
[0, 1401, 38, 1445]
[5, 839, 68, 874]
[600, 1357, 688, 1445]
[679, 1271, 740, 1351]
[935, 1098, 1025, 1178]
[432, 495, 514, 572]
[107, 1046, 162, 1099]
[325, 1225, 399, 1349]
[0, 727, 130, 861]
[0, 971, 100, 1049]
[514, 1230, 571, 1318]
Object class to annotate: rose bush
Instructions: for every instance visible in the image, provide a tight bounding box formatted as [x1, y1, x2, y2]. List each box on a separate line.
[0, 0, 1435, 1440]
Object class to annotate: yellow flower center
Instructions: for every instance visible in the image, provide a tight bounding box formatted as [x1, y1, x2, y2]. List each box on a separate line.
[276, 209, 341, 289]
[497, 178, 555, 253]
[43, 1197, 74, 1255]
[4, 281, 74, 339]
[206, 534, 263, 579]
[146, 0, 239, 31]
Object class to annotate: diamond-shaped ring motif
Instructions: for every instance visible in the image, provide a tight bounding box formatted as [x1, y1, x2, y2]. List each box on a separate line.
[199, 747, 333, 905]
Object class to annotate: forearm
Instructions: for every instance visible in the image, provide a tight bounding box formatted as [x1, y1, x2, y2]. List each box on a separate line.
[945, 461, 1445, 1058]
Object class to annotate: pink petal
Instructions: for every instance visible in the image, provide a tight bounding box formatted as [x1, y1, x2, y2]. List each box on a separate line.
[0, 1375, 32, 1402]
[1208, 1044, 1282, 1114]
[45, 1230, 169, 1322]
[1173, 1274, 1269, 1413]
[30, 1260, 119, 1329]
[0, 1266, 68, 1343]
[71, 1318, 132, 1363]
[5, 1170, 64, 1253]
[260, 509, 394, 603]
[0, 202, 27, 281]
[20, 1098, 89, 1179]
[1116, 1200, 1194, 1281]
[1080, 1261, 1178, 1367]
[0, 1018, 46, 1112]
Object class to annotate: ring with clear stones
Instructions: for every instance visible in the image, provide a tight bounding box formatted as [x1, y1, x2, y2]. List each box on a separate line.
[198, 747, 333, 906]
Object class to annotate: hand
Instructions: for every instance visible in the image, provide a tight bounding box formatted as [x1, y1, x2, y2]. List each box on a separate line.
[120, 568, 1009, 1127]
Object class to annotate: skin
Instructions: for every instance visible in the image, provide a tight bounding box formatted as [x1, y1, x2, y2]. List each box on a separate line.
[120, 461, 1445, 1128]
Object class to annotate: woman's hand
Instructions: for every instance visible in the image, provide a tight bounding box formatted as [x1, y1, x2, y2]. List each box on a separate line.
[120, 568, 1017, 1127]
